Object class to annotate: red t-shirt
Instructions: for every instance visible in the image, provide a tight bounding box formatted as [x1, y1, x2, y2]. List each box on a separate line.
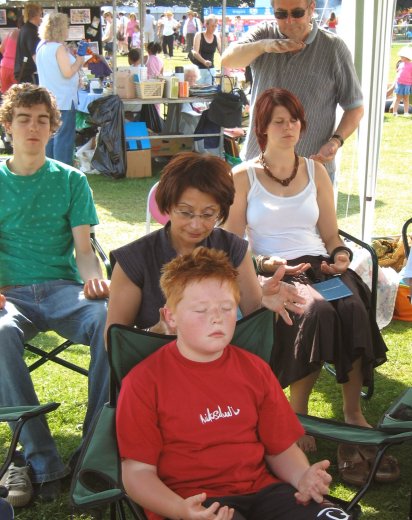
[116, 342, 304, 520]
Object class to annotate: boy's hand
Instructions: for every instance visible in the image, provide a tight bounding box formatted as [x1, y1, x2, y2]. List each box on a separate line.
[294, 460, 332, 505]
[261, 265, 305, 325]
[180, 492, 234, 519]
[83, 278, 110, 299]
[0, 292, 5, 310]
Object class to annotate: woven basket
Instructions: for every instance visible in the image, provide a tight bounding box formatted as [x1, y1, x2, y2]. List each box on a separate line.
[135, 80, 165, 99]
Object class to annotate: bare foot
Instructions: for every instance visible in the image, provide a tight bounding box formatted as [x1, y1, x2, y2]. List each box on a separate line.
[344, 411, 372, 428]
[297, 434, 317, 453]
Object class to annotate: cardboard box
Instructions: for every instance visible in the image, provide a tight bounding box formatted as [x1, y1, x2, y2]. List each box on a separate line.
[126, 149, 152, 178]
[151, 137, 193, 157]
[116, 69, 136, 99]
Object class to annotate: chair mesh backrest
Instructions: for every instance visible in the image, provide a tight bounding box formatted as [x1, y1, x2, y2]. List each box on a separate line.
[107, 308, 275, 391]
[378, 387, 412, 432]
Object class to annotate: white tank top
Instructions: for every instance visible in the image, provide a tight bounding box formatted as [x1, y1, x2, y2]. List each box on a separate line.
[246, 157, 328, 260]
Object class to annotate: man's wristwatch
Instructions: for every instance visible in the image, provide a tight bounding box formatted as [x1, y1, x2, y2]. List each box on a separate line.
[329, 134, 344, 147]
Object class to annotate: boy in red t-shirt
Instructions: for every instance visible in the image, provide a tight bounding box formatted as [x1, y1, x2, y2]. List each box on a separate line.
[116, 247, 352, 520]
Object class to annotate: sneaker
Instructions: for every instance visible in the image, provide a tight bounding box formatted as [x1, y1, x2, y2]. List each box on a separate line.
[0, 463, 33, 508]
[33, 479, 61, 502]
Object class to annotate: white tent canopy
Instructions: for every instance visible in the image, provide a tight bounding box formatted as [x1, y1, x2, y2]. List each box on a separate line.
[339, 0, 396, 240]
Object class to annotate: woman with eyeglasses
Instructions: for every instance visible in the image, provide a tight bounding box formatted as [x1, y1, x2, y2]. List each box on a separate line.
[106, 152, 304, 337]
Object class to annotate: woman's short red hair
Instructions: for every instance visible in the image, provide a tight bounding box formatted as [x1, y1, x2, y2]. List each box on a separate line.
[254, 88, 307, 152]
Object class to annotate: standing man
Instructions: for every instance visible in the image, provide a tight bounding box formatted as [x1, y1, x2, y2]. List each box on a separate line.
[0, 84, 109, 507]
[143, 9, 155, 47]
[221, 0, 364, 181]
[14, 3, 42, 84]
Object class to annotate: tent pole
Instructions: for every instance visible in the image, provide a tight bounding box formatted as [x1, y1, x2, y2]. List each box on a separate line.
[354, 0, 395, 241]
[112, 0, 117, 92]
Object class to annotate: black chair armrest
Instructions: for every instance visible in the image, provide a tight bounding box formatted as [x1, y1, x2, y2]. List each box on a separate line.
[338, 229, 378, 321]
[401, 217, 412, 258]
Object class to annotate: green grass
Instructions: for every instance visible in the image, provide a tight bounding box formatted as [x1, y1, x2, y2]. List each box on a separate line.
[2, 44, 412, 519]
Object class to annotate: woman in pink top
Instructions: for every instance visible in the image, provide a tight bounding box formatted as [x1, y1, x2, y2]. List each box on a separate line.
[126, 13, 138, 51]
[145, 42, 163, 78]
[0, 21, 22, 93]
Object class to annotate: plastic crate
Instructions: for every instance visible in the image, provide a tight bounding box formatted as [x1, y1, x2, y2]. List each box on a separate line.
[135, 80, 165, 99]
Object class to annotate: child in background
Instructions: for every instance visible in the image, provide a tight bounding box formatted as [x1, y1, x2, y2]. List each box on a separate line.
[116, 247, 353, 520]
[128, 48, 141, 67]
[392, 46, 412, 116]
[131, 22, 141, 49]
[145, 41, 163, 78]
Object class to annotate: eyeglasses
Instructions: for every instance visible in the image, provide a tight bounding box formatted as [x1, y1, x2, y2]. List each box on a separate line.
[274, 7, 307, 20]
[173, 208, 219, 223]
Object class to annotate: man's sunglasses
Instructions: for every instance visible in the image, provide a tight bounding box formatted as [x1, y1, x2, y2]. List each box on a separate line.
[274, 8, 307, 19]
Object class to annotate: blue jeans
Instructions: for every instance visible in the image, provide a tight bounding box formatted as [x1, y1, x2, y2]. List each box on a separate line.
[46, 104, 76, 166]
[0, 281, 109, 483]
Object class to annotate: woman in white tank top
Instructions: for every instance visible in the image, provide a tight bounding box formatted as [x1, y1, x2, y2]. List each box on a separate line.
[224, 88, 388, 463]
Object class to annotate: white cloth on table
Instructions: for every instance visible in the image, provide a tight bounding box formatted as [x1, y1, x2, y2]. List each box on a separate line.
[77, 90, 104, 113]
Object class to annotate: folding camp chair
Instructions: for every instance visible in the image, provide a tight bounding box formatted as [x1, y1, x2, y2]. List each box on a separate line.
[299, 387, 412, 518]
[0, 402, 60, 504]
[23, 230, 111, 377]
[71, 307, 412, 519]
[70, 309, 275, 519]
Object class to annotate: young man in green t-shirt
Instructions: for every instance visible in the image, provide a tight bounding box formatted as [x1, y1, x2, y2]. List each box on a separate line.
[0, 84, 109, 508]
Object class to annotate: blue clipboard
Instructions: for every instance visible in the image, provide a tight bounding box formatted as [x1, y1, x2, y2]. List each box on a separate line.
[312, 277, 353, 301]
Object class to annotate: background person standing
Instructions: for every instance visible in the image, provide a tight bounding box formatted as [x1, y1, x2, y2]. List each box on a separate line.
[0, 17, 23, 93]
[183, 11, 201, 55]
[192, 15, 221, 84]
[126, 13, 138, 51]
[117, 11, 128, 55]
[14, 3, 42, 84]
[159, 11, 179, 59]
[102, 11, 114, 57]
[36, 13, 86, 165]
[144, 9, 155, 47]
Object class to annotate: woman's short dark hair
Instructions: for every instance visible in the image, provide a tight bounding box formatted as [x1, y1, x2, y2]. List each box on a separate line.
[254, 88, 307, 152]
[155, 152, 234, 224]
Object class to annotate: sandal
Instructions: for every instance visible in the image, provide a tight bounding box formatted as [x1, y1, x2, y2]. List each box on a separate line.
[357, 445, 401, 483]
[337, 444, 370, 487]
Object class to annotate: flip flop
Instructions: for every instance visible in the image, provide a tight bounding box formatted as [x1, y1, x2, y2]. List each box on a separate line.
[357, 445, 401, 483]
[337, 443, 370, 487]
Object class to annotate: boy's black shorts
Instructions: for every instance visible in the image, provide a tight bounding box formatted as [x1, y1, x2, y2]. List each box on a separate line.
[203, 483, 353, 520]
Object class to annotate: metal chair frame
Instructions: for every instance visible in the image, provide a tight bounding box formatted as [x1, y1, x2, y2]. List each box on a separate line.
[23, 231, 111, 378]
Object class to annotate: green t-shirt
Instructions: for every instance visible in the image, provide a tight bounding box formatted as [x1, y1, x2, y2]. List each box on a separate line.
[0, 159, 99, 286]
